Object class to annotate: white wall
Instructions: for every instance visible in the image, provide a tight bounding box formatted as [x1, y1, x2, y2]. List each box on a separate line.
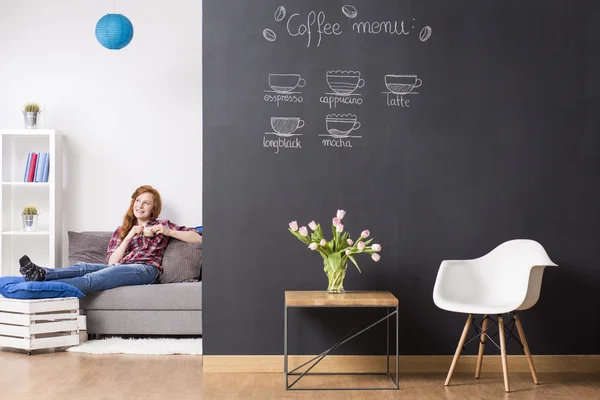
[0, 1, 203, 249]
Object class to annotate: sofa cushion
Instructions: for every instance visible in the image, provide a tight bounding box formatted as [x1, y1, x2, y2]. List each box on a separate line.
[83, 310, 203, 335]
[158, 239, 203, 283]
[0, 276, 85, 299]
[68, 231, 112, 265]
[79, 281, 202, 310]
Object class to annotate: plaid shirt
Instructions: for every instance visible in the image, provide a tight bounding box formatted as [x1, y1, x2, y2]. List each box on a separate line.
[106, 219, 200, 271]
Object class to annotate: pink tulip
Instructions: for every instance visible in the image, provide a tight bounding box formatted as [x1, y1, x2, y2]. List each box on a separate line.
[357, 242, 366, 251]
[299, 226, 308, 237]
[289, 221, 298, 232]
[336, 224, 344, 233]
[308, 243, 318, 250]
[308, 221, 317, 231]
[371, 244, 382, 251]
[345, 249, 351, 255]
[361, 230, 370, 238]
[347, 239, 354, 246]
[332, 217, 341, 226]
[337, 209, 346, 220]
[320, 239, 327, 246]
[371, 253, 381, 262]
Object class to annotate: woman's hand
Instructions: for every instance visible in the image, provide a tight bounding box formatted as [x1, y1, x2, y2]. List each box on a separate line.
[126, 225, 143, 241]
[152, 224, 171, 237]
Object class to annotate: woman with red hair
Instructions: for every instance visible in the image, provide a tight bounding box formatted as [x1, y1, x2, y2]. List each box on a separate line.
[18, 185, 202, 294]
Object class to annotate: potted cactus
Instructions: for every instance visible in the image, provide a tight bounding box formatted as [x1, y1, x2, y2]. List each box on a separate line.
[22, 205, 39, 232]
[23, 102, 41, 129]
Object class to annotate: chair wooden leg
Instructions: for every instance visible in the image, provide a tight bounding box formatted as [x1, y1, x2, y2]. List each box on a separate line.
[498, 315, 510, 392]
[475, 315, 489, 379]
[445, 314, 473, 386]
[514, 314, 539, 384]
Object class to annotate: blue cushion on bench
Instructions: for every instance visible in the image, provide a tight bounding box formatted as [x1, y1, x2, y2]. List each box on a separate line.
[0, 276, 84, 299]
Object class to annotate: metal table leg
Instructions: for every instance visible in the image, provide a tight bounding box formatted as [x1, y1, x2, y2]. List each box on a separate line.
[284, 306, 399, 390]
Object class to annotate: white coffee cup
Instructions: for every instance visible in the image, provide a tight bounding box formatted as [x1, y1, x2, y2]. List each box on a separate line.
[269, 74, 306, 93]
[385, 74, 422, 94]
[326, 70, 365, 96]
[143, 227, 155, 237]
[326, 114, 361, 136]
[271, 117, 305, 135]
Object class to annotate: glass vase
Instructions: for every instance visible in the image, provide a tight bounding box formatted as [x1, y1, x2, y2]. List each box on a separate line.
[325, 262, 347, 294]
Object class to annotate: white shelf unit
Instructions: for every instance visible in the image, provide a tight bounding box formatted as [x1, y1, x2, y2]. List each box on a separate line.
[0, 129, 62, 276]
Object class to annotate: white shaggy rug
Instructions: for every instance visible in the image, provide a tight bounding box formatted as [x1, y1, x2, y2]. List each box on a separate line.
[66, 338, 202, 355]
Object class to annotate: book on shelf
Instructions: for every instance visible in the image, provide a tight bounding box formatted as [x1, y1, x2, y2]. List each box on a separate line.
[23, 152, 32, 181]
[34, 153, 47, 182]
[42, 152, 50, 182]
[22, 152, 50, 183]
[26, 153, 38, 182]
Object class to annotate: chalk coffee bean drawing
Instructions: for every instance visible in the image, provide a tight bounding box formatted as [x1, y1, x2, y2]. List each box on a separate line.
[274, 6, 286, 22]
[419, 26, 432, 42]
[342, 5, 358, 19]
[263, 29, 277, 42]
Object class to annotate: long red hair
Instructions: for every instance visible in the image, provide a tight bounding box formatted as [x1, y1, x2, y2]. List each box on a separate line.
[119, 185, 163, 241]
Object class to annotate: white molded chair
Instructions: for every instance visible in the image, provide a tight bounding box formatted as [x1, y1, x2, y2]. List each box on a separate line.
[433, 239, 557, 392]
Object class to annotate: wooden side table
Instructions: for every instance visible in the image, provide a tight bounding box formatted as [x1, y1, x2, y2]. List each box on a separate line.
[284, 290, 399, 390]
[0, 297, 80, 355]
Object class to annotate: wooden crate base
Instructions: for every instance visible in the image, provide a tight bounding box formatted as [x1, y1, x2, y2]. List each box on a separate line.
[0, 297, 80, 352]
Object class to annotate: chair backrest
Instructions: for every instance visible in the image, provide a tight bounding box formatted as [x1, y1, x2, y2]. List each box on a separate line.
[476, 239, 557, 310]
[476, 239, 557, 270]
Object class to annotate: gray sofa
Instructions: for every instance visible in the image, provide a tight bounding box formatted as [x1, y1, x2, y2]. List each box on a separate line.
[70, 231, 202, 336]
[79, 282, 202, 336]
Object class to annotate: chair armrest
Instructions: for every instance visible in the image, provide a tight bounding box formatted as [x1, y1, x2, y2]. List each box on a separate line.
[433, 260, 478, 306]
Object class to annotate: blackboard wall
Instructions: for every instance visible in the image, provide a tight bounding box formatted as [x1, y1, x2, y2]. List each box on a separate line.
[203, 0, 600, 356]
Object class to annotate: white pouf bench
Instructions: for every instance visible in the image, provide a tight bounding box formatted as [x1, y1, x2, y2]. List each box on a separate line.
[0, 296, 80, 355]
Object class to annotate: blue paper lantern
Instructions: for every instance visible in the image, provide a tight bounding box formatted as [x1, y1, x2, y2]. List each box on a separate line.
[95, 14, 134, 50]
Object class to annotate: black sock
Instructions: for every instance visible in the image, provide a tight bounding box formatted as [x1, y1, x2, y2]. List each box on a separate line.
[19, 255, 46, 281]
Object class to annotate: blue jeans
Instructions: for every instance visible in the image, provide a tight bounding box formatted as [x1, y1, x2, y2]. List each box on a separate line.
[44, 263, 159, 294]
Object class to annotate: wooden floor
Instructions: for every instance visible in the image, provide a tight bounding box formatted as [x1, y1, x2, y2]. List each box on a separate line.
[0, 350, 599, 399]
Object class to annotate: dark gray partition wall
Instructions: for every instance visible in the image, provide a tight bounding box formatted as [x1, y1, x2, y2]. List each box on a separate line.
[203, 1, 600, 355]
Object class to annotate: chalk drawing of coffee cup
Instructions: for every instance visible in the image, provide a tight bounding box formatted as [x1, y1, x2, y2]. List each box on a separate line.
[271, 117, 305, 136]
[326, 114, 361, 137]
[268, 74, 306, 94]
[326, 70, 365, 96]
[385, 74, 422, 95]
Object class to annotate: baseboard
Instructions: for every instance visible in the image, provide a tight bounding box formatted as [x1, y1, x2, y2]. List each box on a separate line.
[203, 355, 600, 373]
